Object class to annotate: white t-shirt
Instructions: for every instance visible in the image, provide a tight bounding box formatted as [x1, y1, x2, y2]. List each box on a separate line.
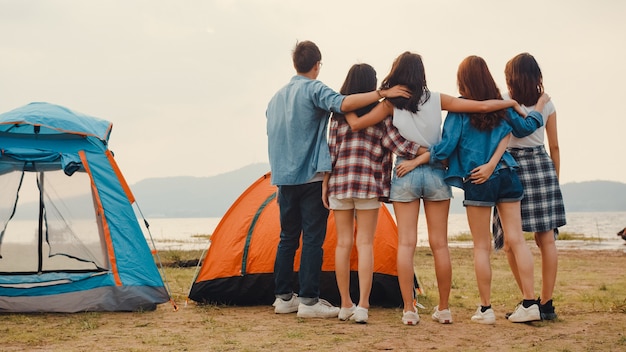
[505, 93, 556, 148]
[392, 91, 442, 147]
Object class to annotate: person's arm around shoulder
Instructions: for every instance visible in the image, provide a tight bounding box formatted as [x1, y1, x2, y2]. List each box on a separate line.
[505, 93, 550, 138]
[440, 93, 516, 113]
[340, 85, 410, 113]
[345, 99, 394, 131]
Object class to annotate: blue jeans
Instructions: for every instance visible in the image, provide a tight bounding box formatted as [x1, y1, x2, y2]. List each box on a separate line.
[463, 168, 524, 207]
[390, 160, 452, 202]
[274, 182, 329, 303]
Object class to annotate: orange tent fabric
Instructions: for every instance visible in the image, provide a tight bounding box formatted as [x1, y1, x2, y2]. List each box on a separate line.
[189, 172, 418, 307]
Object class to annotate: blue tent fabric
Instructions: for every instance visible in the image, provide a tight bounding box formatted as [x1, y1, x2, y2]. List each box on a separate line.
[0, 102, 169, 312]
[0, 102, 112, 142]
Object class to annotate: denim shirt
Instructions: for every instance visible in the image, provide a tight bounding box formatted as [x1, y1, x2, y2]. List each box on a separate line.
[266, 75, 345, 185]
[429, 108, 543, 189]
[503, 108, 544, 139]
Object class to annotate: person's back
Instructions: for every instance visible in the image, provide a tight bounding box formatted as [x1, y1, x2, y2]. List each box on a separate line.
[267, 75, 343, 185]
[392, 91, 442, 147]
[503, 92, 556, 148]
[431, 111, 515, 189]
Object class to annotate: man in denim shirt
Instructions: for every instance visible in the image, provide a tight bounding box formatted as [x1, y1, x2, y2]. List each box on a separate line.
[266, 40, 409, 318]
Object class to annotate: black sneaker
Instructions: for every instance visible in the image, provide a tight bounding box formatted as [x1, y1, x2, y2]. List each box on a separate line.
[539, 299, 558, 320]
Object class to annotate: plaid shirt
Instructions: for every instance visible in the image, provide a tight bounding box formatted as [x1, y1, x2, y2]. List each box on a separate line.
[328, 114, 420, 202]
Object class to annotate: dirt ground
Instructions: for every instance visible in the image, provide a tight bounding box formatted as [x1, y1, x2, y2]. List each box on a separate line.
[1, 249, 625, 352]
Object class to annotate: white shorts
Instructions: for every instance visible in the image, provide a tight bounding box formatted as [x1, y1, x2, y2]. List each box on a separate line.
[329, 196, 381, 210]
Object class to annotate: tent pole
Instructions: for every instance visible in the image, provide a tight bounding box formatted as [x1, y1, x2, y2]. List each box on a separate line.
[37, 171, 44, 274]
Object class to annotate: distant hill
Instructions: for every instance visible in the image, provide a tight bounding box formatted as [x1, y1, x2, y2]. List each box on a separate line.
[129, 165, 626, 217]
[131, 163, 271, 217]
[560, 181, 626, 212]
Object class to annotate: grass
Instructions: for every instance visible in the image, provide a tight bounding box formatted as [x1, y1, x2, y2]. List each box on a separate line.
[450, 231, 598, 242]
[156, 247, 626, 315]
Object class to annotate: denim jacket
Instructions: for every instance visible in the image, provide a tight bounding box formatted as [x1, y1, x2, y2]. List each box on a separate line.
[429, 108, 543, 189]
[266, 75, 345, 185]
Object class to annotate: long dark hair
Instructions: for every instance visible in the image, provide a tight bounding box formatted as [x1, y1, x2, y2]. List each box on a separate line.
[457, 55, 505, 131]
[505, 52, 543, 106]
[381, 52, 430, 113]
[339, 63, 378, 117]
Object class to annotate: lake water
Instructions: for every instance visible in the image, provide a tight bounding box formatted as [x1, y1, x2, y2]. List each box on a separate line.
[144, 211, 626, 252]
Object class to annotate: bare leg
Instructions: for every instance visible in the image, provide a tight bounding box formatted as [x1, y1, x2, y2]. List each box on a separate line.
[424, 199, 451, 310]
[535, 230, 558, 303]
[334, 209, 355, 308]
[497, 201, 535, 300]
[393, 200, 421, 313]
[354, 208, 379, 309]
[465, 205, 493, 307]
[503, 241, 522, 293]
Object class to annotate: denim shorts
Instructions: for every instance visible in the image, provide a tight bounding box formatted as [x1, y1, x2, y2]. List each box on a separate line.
[389, 161, 452, 202]
[463, 168, 524, 207]
[329, 196, 381, 210]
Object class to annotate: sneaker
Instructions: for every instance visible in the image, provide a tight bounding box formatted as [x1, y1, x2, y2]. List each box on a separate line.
[508, 303, 541, 323]
[350, 306, 368, 324]
[296, 299, 340, 318]
[539, 299, 558, 320]
[505, 300, 522, 319]
[431, 305, 453, 324]
[338, 305, 356, 321]
[273, 294, 299, 314]
[471, 306, 496, 325]
[402, 307, 420, 325]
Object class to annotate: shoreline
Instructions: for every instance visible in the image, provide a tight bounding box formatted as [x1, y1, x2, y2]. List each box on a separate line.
[151, 238, 626, 252]
[143, 212, 626, 252]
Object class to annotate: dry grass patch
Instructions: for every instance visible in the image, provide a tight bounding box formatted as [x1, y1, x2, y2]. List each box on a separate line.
[1, 247, 625, 352]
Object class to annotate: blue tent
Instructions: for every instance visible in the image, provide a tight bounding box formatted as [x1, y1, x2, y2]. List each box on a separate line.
[0, 102, 170, 312]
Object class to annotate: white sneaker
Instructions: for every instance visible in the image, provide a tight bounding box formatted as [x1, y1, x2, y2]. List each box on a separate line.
[508, 303, 540, 323]
[272, 294, 299, 314]
[338, 305, 356, 321]
[471, 306, 496, 325]
[431, 305, 453, 324]
[350, 306, 368, 324]
[296, 299, 340, 318]
[402, 307, 420, 325]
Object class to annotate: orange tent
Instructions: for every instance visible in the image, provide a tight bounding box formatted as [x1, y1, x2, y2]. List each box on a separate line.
[188, 172, 419, 307]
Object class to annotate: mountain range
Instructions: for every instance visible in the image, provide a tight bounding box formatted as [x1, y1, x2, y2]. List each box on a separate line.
[129, 163, 626, 218]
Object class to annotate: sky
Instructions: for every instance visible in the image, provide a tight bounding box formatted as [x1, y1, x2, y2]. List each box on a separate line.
[1, 0, 625, 186]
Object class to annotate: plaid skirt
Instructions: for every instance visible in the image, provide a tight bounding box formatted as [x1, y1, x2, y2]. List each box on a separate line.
[492, 145, 567, 249]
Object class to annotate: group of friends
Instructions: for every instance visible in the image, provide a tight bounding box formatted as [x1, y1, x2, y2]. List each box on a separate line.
[265, 40, 566, 325]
